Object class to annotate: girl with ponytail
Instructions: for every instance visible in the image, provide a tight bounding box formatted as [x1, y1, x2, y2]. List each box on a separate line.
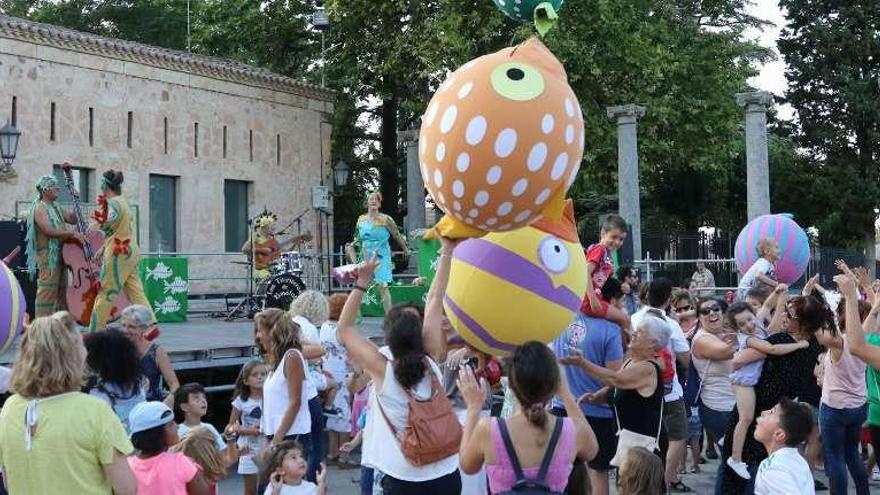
[337, 253, 462, 494]
[458, 341, 598, 493]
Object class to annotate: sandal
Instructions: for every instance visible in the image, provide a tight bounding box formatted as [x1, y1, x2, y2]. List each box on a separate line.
[668, 481, 694, 493]
[690, 466, 701, 474]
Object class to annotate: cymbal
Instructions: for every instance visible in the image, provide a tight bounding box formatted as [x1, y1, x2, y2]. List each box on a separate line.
[230, 261, 253, 266]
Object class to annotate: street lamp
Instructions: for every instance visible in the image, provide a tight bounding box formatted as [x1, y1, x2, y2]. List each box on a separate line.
[333, 160, 350, 192]
[312, 1, 330, 87]
[0, 121, 21, 171]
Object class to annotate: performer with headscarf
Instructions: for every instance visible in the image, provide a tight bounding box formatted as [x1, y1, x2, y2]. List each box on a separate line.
[89, 169, 154, 331]
[348, 192, 409, 313]
[24, 175, 79, 317]
[240, 208, 280, 282]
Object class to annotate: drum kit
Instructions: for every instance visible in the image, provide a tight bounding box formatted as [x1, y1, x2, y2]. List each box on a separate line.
[225, 237, 323, 321]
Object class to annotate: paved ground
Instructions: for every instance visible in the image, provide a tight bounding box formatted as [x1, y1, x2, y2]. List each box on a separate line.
[217, 446, 874, 494]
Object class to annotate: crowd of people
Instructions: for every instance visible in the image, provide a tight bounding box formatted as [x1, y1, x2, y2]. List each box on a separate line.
[2, 215, 880, 495]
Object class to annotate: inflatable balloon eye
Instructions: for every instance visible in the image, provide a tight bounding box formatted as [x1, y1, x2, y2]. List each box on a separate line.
[735, 213, 810, 284]
[0, 262, 26, 353]
[492, 0, 565, 35]
[443, 201, 587, 356]
[420, 37, 584, 239]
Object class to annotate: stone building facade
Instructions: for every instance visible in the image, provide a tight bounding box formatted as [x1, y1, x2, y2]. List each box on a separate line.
[0, 16, 334, 294]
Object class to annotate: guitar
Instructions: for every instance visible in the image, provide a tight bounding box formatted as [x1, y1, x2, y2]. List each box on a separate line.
[60, 163, 129, 325]
[253, 231, 312, 270]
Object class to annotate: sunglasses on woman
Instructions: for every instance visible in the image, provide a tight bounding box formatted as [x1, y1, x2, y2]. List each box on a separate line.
[699, 305, 722, 316]
[673, 305, 693, 313]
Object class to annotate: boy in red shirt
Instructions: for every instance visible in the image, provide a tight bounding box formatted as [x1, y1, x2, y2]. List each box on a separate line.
[582, 214, 631, 331]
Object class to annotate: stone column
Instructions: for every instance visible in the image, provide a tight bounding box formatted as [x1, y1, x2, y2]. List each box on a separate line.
[607, 104, 646, 261]
[735, 91, 772, 220]
[398, 129, 424, 271]
[397, 129, 425, 234]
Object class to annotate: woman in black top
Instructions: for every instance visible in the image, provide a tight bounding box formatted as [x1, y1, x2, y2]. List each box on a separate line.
[716, 292, 829, 494]
[561, 310, 671, 460]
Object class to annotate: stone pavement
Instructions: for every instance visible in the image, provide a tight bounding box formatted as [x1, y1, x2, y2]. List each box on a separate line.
[218, 450, 873, 494]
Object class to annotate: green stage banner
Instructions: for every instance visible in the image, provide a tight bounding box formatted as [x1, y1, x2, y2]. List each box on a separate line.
[417, 237, 441, 287]
[140, 257, 188, 323]
[359, 283, 428, 317]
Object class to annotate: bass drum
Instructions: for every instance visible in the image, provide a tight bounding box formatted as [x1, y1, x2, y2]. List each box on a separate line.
[263, 273, 306, 310]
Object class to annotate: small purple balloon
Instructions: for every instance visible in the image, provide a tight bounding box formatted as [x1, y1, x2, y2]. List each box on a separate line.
[735, 214, 810, 284]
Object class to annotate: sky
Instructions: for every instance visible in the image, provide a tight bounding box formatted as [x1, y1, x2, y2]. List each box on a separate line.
[743, 1, 793, 120]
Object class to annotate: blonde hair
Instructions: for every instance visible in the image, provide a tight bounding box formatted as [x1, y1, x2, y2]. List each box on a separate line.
[172, 426, 226, 481]
[618, 447, 665, 495]
[288, 290, 329, 326]
[256, 308, 303, 368]
[11, 312, 85, 398]
[756, 237, 777, 258]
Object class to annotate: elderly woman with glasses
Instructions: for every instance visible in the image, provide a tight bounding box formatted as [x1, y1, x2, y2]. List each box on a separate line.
[120, 305, 179, 405]
[561, 311, 672, 461]
[690, 298, 737, 445]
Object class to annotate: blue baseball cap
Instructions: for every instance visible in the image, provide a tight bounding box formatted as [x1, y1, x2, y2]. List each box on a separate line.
[128, 401, 174, 436]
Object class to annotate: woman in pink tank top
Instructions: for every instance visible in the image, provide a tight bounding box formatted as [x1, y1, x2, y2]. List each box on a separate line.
[458, 342, 598, 493]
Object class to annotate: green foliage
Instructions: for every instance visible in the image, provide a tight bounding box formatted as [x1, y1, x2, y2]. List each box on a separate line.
[777, 1, 880, 251]
[547, 0, 766, 233]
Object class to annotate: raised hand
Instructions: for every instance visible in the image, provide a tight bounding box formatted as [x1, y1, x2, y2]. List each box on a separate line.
[834, 273, 858, 298]
[356, 252, 380, 286]
[456, 365, 489, 412]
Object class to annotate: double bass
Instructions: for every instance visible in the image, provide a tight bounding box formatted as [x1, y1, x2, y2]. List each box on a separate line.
[61, 163, 128, 325]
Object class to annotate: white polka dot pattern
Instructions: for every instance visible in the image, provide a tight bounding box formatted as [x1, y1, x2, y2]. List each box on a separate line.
[418, 37, 584, 232]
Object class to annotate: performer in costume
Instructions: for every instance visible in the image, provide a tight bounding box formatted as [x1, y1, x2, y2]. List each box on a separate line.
[240, 209, 280, 282]
[348, 192, 408, 313]
[24, 175, 79, 317]
[89, 170, 155, 331]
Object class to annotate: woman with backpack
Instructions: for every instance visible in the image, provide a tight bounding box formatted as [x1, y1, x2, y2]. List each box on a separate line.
[458, 341, 598, 494]
[84, 328, 147, 433]
[338, 253, 462, 494]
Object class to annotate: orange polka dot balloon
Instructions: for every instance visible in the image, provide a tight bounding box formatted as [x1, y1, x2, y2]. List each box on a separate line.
[419, 37, 584, 237]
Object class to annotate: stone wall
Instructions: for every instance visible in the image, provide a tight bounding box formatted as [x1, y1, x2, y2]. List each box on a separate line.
[0, 21, 334, 295]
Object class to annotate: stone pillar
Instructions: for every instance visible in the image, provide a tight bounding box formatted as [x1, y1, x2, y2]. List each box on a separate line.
[397, 129, 425, 234]
[735, 91, 772, 220]
[607, 104, 646, 261]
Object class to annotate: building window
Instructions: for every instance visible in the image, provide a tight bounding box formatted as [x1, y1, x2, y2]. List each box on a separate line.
[276, 134, 281, 165]
[149, 175, 177, 252]
[249, 129, 254, 162]
[50, 102, 56, 141]
[88, 107, 94, 147]
[193, 122, 199, 157]
[52, 164, 90, 204]
[126, 111, 133, 148]
[222, 125, 227, 159]
[163, 117, 168, 155]
[11, 96, 17, 127]
[224, 180, 250, 252]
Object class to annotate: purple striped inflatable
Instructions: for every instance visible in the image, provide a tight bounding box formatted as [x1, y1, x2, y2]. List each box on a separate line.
[734, 214, 810, 284]
[0, 262, 25, 354]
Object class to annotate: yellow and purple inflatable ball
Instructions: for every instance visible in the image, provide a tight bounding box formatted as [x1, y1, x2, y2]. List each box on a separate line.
[0, 262, 26, 353]
[443, 201, 587, 356]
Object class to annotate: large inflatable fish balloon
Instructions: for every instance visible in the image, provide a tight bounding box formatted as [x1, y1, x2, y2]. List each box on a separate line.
[420, 37, 584, 240]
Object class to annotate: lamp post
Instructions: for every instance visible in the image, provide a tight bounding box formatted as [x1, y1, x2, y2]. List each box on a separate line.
[312, 1, 330, 87]
[0, 121, 21, 178]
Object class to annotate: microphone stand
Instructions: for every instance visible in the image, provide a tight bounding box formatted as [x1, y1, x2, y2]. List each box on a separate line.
[226, 214, 262, 320]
